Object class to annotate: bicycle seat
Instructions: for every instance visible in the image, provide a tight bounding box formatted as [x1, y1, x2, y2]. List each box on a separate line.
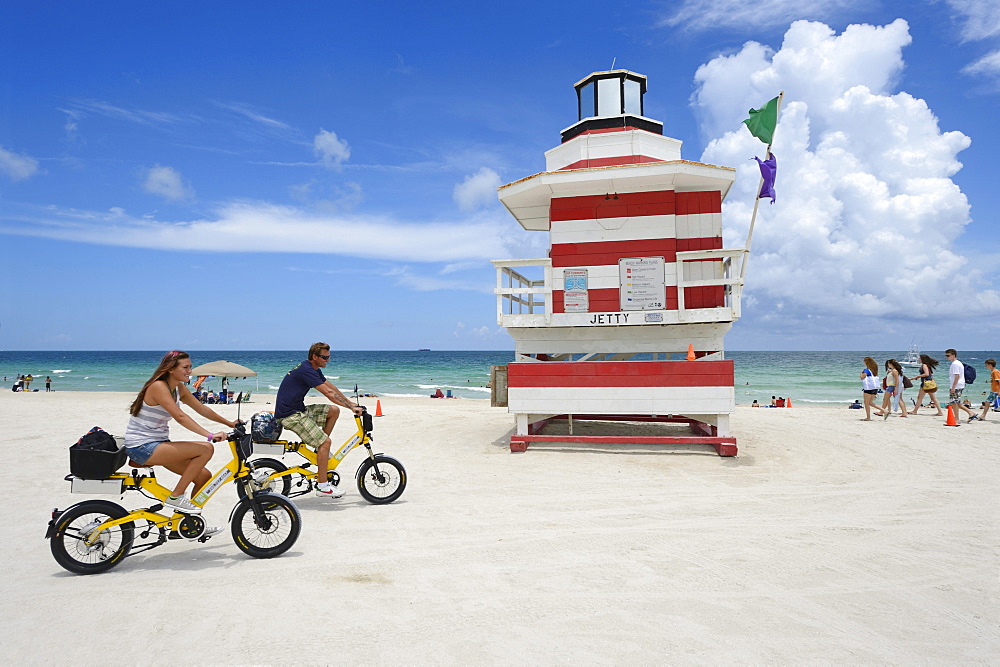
[128, 460, 153, 468]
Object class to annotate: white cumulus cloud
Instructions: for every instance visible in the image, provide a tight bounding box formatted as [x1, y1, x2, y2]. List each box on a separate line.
[313, 129, 350, 168]
[453, 167, 501, 211]
[142, 165, 194, 201]
[0, 146, 40, 181]
[692, 19, 999, 337]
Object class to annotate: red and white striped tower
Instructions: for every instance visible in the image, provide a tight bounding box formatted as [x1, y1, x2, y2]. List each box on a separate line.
[493, 70, 745, 454]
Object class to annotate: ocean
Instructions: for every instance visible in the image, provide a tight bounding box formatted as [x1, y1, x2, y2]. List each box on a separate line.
[2, 349, 996, 406]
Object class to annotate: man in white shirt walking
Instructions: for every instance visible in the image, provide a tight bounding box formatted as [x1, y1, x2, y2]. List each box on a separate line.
[945, 349, 976, 421]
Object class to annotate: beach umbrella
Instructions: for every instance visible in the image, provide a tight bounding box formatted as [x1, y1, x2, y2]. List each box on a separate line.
[190, 360, 257, 378]
[190, 360, 259, 391]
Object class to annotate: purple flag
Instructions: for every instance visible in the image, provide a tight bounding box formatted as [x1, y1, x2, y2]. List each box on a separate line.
[753, 153, 777, 203]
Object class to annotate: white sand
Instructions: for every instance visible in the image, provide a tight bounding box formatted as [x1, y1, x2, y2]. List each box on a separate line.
[2, 390, 998, 664]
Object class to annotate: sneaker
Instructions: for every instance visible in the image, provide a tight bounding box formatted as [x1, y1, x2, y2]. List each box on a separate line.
[165, 495, 202, 514]
[314, 481, 346, 498]
[203, 525, 225, 539]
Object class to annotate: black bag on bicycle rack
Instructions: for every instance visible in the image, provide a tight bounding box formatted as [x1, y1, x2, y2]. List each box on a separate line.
[251, 411, 283, 443]
[69, 426, 127, 479]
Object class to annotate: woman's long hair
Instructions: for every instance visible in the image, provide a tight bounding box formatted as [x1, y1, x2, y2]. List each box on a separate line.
[864, 357, 878, 374]
[886, 359, 902, 374]
[129, 350, 189, 416]
[919, 354, 939, 371]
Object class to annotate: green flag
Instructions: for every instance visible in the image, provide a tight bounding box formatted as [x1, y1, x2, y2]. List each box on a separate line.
[742, 96, 779, 145]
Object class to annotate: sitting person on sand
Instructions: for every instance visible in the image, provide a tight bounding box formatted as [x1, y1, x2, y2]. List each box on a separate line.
[751, 400, 760, 407]
[124, 350, 237, 518]
[274, 342, 363, 498]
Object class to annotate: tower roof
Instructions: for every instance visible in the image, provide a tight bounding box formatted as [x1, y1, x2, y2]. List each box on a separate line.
[563, 69, 662, 143]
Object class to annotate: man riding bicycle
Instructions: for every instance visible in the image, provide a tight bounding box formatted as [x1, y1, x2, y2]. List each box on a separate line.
[274, 342, 363, 498]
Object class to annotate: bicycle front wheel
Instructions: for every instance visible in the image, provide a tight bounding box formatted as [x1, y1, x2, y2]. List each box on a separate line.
[356, 455, 407, 504]
[50, 500, 134, 575]
[231, 493, 301, 558]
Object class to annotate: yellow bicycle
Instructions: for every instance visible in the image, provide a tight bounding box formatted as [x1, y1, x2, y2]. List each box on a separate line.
[46, 422, 301, 575]
[240, 406, 406, 504]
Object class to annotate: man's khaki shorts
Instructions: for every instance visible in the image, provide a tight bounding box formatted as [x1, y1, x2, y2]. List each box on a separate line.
[278, 404, 330, 448]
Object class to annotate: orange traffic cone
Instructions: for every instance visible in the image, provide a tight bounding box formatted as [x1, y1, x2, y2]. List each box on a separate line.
[375, 399, 383, 417]
[686, 344, 696, 361]
[786, 398, 793, 408]
[944, 404, 959, 426]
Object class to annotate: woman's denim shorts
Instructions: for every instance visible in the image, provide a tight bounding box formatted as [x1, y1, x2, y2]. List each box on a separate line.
[125, 440, 166, 465]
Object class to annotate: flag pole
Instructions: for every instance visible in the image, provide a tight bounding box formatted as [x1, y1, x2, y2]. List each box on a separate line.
[740, 91, 783, 282]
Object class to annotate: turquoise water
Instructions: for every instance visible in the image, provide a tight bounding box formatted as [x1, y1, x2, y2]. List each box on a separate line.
[2, 349, 995, 405]
[0, 350, 508, 400]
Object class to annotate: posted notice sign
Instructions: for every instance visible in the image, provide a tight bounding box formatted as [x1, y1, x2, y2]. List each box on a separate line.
[619, 257, 665, 310]
[563, 268, 589, 312]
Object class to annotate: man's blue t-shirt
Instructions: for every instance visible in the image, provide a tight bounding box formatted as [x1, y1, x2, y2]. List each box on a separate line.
[274, 361, 326, 419]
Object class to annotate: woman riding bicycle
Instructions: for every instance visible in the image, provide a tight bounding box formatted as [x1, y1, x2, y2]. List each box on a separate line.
[125, 350, 237, 514]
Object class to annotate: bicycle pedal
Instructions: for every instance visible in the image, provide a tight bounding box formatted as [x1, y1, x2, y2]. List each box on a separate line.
[148, 504, 164, 513]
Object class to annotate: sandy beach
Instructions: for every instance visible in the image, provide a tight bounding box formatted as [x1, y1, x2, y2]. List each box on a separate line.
[2, 390, 997, 664]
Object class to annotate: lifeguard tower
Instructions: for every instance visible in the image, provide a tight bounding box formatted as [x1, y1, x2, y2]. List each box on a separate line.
[492, 70, 745, 455]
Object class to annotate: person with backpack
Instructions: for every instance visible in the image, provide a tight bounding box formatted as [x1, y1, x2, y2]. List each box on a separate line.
[975, 358, 999, 422]
[945, 349, 976, 421]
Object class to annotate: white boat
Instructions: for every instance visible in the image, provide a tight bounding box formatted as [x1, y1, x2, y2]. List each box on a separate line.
[899, 344, 922, 369]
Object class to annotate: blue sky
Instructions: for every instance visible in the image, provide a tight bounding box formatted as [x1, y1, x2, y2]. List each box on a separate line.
[1, 0, 997, 351]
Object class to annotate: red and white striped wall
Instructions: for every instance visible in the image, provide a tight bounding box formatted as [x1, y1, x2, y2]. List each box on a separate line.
[507, 359, 735, 417]
[549, 190, 726, 312]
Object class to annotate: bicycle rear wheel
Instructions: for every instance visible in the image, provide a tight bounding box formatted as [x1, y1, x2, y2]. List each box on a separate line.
[237, 458, 292, 500]
[356, 455, 406, 504]
[50, 500, 134, 574]
[231, 493, 300, 558]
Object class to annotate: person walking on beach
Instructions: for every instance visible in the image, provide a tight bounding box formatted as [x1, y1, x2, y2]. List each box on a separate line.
[975, 358, 999, 422]
[944, 349, 977, 422]
[45, 376, 52, 392]
[878, 359, 905, 420]
[274, 342, 363, 498]
[889, 359, 909, 418]
[860, 357, 882, 420]
[910, 354, 943, 416]
[125, 350, 237, 516]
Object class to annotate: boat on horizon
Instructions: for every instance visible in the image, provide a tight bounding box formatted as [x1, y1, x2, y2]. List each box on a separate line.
[899, 343, 922, 369]
[417, 348, 431, 351]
